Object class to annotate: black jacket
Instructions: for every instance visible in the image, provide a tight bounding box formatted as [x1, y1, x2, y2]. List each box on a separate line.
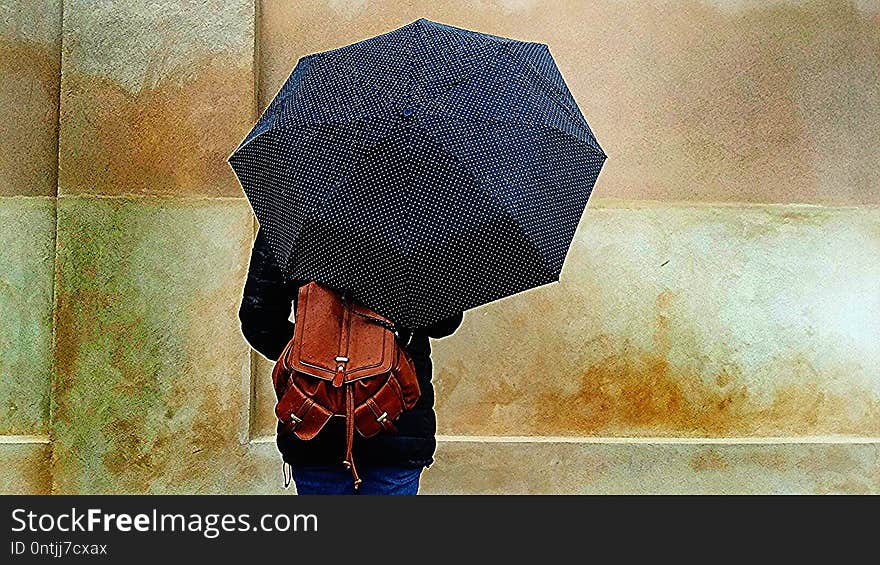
[239, 228, 463, 468]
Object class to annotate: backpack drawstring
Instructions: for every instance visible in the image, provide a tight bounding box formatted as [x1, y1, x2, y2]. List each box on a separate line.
[341, 382, 362, 489]
[338, 291, 363, 490]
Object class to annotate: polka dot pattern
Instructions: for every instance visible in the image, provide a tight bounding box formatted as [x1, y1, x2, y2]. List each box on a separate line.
[228, 18, 606, 328]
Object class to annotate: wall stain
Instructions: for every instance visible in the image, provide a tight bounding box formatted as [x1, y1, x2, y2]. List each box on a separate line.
[0, 38, 60, 196]
[691, 449, 729, 472]
[744, 451, 788, 473]
[0, 444, 52, 495]
[59, 54, 252, 196]
[437, 289, 880, 438]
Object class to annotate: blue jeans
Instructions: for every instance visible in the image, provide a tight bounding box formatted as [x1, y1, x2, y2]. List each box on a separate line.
[291, 463, 423, 495]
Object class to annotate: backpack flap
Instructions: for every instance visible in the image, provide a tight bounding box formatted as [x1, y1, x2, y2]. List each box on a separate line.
[344, 302, 395, 380]
[286, 282, 394, 382]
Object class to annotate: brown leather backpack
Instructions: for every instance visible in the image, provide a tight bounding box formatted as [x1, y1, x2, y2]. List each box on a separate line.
[272, 281, 420, 489]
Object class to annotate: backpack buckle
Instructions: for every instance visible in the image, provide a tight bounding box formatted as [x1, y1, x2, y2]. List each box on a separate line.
[332, 357, 349, 387]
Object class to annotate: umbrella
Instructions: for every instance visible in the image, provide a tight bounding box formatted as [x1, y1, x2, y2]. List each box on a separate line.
[228, 18, 606, 328]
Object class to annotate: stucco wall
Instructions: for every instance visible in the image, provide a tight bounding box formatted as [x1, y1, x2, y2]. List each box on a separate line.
[0, 0, 877, 494]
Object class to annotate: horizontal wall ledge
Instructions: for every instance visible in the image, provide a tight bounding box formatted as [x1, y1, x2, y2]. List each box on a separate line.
[421, 438, 880, 495]
[248, 435, 880, 446]
[587, 197, 880, 211]
[54, 194, 248, 202]
[435, 435, 880, 445]
[0, 435, 51, 444]
[100, 437, 880, 495]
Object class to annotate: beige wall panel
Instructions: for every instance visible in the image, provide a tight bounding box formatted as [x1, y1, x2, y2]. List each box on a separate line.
[52, 197, 256, 493]
[0, 197, 56, 435]
[3, 0, 870, 494]
[259, 0, 880, 206]
[58, 0, 256, 197]
[0, 1, 62, 196]
[431, 202, 880, 437]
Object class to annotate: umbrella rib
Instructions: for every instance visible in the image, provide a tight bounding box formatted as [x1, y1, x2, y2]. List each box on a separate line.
[415, 127, 559, 284]
[390, 124, 431, 325]
[238, 118, 388, 153]
[497, 43, 610, 154]
[410, 54, 607, 157]
[397, 150, 418, 326]
[231, 120, 390, 256]
[279, 122, 410, 275]
[500, 42, 586, 124]
[426, 113, 606, 166]
[415, 40, 511, 111]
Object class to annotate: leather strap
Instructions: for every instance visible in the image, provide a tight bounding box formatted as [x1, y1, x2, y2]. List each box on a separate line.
[332, 295, 352, 388]
[366, 396, 397, 434]
[342, 384, 361, 489]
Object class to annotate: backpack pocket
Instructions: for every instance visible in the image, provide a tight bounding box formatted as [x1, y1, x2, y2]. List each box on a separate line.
[353, 376, 407, 438]
[274, 376, 333, 440]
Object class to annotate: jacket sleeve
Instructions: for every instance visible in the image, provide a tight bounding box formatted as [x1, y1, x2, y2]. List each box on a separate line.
[238, 227, 301, 361]
[423, 311, 464, 339]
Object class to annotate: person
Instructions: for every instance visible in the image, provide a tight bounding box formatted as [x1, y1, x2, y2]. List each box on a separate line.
[238, 228, 463, 495]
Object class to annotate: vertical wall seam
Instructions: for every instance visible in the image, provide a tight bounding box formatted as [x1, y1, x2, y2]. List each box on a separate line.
[253, 0, 262, 117]
[245, 0, 261, 443]
[47, 0, 65, 496]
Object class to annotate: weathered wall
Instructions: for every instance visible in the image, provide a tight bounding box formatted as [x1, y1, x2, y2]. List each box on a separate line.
[261, 0, 880, 206]
[0, 0, 60, 494]
[0, 0, 61, 197]
[0, 0, 878, 494]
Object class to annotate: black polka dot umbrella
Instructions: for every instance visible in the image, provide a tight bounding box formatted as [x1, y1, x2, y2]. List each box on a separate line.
[228, 19, 606, 329]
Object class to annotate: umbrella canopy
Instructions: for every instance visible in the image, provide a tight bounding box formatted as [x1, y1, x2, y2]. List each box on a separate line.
[228, 18, 606, 328]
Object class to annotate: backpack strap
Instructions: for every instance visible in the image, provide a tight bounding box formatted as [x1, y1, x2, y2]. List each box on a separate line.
[341, 292, 413, 347]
